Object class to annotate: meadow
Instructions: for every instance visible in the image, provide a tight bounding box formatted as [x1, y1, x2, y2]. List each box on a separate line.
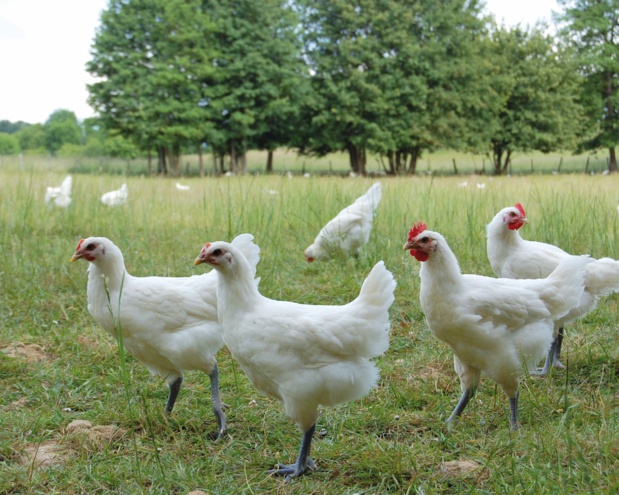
[1, 158, 618, 494]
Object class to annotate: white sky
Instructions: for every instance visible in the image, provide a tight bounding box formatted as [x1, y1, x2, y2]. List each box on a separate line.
[0, 0, 559, 125]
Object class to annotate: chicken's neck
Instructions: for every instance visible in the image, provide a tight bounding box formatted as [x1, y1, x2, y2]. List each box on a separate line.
[87, 249, 128, 293]
[420, 243, 463, 289]
[486, 220, 523, 272]
[215, 257, 261, 319]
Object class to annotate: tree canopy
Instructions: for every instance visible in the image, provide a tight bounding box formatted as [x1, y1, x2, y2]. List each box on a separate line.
[10, 0, 608, 174]
[557, 0, 619, 171]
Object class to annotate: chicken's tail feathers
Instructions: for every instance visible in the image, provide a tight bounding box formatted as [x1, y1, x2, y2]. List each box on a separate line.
[231, 233, 261, 276]
[585, 257, 619, 297]
[60, 175, 72, 196]
[543, 255, 589, 319]
[357, 260, 397, 315]
[356, 181, 382, 211]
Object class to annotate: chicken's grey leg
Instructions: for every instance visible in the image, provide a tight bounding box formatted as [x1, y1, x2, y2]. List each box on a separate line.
[165, 376, 183, 414]
[209, 363, 227, 440]
[268, 424, 317, 482]
[446, 387, 475, 429]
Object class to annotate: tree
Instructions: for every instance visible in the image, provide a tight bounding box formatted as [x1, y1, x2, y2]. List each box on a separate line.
[16, 124, 46, 152]
[484, 26, 585, 175]
[556, 0, 619, 172]
[0, 133, 19, 155]
[44, 110, 82, 156]
[88, 0, 216, 176]
[0, 120, 30, 134]
[203, 0, 306, 174]
[297, 0, 491, 175]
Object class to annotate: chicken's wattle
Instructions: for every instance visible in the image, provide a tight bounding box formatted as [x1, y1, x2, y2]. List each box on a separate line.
[410, 249, 429, 262]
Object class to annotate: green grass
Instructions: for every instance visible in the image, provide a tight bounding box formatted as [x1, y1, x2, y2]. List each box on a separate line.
[1, 168, 618, 494]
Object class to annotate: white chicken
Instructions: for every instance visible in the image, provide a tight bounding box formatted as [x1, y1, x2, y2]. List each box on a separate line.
[70, 233, 261, 440]
[487, 203, 619, 375]
[305, 182, 382, 262]
[175, 182, 190, 191]
[194, 241, 396, 480]
[45, 175, 72, 208]
[101, 183, 128, 206]
[403, 221, 588, 430]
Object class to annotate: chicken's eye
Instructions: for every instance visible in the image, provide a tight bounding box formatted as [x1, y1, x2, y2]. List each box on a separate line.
[86, 244, 96, 250]
[212, 249, 222, 256]
[509, 212, 516, 217]
[421, 236, 429, 243]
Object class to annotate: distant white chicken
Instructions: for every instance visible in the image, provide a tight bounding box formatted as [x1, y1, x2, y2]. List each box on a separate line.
[175, 182, 190, 191]
[305, 182, 382, 262]
[487, 203, 619, 374]
[71, 234, 261, 440]
[101, 183, 128, 206]
[195, 241, 396, 480]
[403, 221, 588, 430]
[45, 175, 72, 208]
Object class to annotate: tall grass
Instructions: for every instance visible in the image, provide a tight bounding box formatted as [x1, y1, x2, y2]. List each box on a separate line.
[1, 169, 618, 494]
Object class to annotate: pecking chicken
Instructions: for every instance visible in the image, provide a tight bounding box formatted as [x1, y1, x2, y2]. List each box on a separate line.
[101, 183, 128, 206]
[70, 233, 261, 440]
[403, 221, 588, 430]
[487, 203, 619, 375]
[195, 241, 396, 480]
[304, 182, 382, 262]
[45, 175, 72, 208]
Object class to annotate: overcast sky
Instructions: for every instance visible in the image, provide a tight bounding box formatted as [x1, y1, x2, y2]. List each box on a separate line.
[0, 0, 559, 125]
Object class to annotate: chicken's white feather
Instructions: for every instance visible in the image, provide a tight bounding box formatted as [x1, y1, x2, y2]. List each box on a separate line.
[71, 233, 260, 439]
[305, 182, 382, 261]
[487, 204, 619, 373]
[195, 240, 396, 479]
[404, 223, 587, 429]
[45, 175, 72, 208]
[101, 183, 128, 206]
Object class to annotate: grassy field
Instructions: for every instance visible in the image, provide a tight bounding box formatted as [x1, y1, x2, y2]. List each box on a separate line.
[1, 167, 618, 494]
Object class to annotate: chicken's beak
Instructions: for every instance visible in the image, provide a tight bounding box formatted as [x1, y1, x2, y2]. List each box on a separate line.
[402, 240, 415, 251]
[194, 255, 204, 266]
[522, 217, 529, 224]
[70, 253, 81, 262]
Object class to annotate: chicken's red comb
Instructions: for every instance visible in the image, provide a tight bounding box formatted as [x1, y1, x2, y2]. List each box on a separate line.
[515, 203, 526, 216]
[76, 239, 85, 250]
[407, 221, 427, 242]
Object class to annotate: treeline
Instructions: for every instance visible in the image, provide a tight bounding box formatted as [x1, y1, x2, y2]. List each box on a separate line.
[3, 0, 618, 176]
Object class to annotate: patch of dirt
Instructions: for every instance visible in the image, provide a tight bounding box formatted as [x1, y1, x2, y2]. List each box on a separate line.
[7, 397, 29, 410]
[65, 420, 128, 448]
[21, 441, 68, 468]
[440, 459, 485, 479]
[19, 421, 128, 470]
[2, 342, 47, 362]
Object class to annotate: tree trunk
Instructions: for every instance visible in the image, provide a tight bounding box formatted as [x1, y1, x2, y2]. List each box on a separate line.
[239, 153, 247, 174]
[609, 147, 618, 173]
[167, 144, 181, 177]
[266, 150, 274, 173]
[198, 145, 204, 177]
[157, 146, 168, 175]
[606, 71, 617, 173]
[147, 147, 153, 176]
[491, 143, 511, 175]
[229, 141, 237, 174]
[345, 143, 366, 174]
[406, 146, 421, 175]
